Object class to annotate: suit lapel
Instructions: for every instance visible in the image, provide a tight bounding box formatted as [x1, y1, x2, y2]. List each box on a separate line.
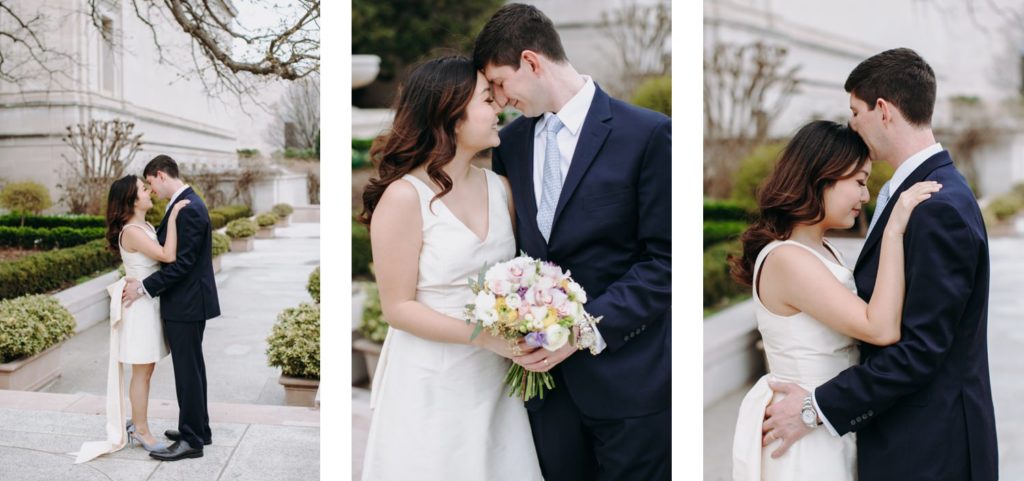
[855, 152, 953, 270]
[550, 86, 613, 233]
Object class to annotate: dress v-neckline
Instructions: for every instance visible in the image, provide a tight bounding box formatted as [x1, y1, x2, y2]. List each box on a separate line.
[407, 170, 492, 243]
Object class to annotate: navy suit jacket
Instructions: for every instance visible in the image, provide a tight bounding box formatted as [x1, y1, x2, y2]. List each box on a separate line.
[816, 152, 998, 480]
[142, 187, 221, 323]
[491, 85, 671, 419]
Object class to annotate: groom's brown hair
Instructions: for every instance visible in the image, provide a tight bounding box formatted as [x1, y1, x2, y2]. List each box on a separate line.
[845, 48, 936, 127]
[143, 154, 180, 179]
[473, 3, 568, 71]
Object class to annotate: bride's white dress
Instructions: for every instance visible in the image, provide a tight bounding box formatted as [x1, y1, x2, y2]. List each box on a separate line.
[733, 239, 859, 481]
[361, 169, 544, 481]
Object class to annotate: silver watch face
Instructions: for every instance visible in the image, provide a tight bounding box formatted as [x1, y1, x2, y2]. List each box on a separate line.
[801, 408, 815, 425]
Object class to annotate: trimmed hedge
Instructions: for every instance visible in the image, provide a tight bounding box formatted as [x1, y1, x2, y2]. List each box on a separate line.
[0, 214, 104, 229]
[226, 218, 257, 239]
[704, 199, 750, 222]
[704, 240, 747, 308]
[256, 212, 278, 227]
[631, 75, 671, 117]
[360, 283, 388, 343]
[0, 294, 76, 362]
[0, 239, 120, 300]
[0, 226, 105, 249]
[704, 221, 747, 248]
[212, 232, 230, 257]
[266, 302, 320, 379]
[210, 204, 253, 223]
[308, 266, 320, 303]
[272, 203, 294, 217]
[352, 218, 373, 278]
[210, 213, 227, 230]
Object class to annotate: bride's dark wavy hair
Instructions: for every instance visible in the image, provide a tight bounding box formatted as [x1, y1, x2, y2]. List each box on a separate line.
[729, 120, 870, 286]
[359, 56, 479, 226]
[105, 175, 140, 254]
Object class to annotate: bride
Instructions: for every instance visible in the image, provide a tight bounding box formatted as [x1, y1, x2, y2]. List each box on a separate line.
[358, 56, 543, 480]
[76, 175, 188, 463]
[728, 120, 940, 480]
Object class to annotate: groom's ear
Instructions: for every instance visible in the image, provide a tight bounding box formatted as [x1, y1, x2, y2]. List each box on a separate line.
[521, 50, 542, 74]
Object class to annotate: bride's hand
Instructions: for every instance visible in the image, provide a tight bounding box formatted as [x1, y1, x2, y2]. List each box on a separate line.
[473, 331, 535, 359]
[885, 181, 942, 236]
[170, 199, 191, 218]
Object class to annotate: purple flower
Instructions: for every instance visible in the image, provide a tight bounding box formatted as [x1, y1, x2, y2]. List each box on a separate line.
[518, 286, 529, 297]
[525, 331, 547, 349]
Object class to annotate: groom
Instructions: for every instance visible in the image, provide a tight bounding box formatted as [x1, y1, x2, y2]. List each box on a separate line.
[473, 4, 671, 480]
[123, 155, 220, 461]
[763, 49, 998, 480]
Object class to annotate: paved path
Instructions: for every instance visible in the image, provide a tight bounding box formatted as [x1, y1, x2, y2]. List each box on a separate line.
[704, 236, 1024, 479]
[1, 221, 321, 480]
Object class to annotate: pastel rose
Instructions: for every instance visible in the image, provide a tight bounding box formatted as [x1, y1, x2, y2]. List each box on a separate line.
[542, 324, 570, 351]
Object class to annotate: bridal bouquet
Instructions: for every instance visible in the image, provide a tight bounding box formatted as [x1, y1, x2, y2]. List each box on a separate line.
[465, 254, 601, 401]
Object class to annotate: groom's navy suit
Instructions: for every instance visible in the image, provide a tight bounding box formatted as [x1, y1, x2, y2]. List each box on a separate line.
[816, 152, 998, 481]
[142, 187, 220, 449]
[492, 84, 671, 480]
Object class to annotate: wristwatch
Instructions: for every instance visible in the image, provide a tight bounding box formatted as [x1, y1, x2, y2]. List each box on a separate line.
[136, 285, 146, 297]
[801, 396, 819, 429]
[575, 322, 598, 355]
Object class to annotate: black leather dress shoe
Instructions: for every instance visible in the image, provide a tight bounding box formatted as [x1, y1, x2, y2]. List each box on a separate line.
[164, 429, 212, 445]
[149, 440, 203, 461]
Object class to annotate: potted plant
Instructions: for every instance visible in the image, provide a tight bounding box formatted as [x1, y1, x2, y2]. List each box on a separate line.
[211, 232, 230, 273]
[255, 212, 278, 238]
[0, 295, 76, 390]
[225, 218, 257, 252]
[353, 283, 388, 384]
[266, 302, 320, 407]
[272, 203, 294, 227]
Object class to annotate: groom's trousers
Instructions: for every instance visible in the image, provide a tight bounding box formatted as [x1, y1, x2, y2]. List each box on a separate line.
[164, 320, 211, 449]
[528, 369, 671, 481]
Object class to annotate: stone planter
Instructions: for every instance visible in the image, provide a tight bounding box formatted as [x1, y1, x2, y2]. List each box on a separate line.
[353, 338, 383, 386]
[0, 344, 63, 391]
[256, 227, 275, 239]
[279, 374, 319, 407]
[276, 215, 291, 227]
[230, 237, 254, 252]
[212, 255, 222, 273]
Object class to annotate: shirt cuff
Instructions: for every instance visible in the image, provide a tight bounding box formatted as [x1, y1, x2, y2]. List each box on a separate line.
[812, 389, 839, 437]
[140, 283, 152, 299]
[591, 323, 607, 354]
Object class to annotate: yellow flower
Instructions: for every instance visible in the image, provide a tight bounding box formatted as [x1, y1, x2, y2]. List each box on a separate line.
[543, 308, 559, 328]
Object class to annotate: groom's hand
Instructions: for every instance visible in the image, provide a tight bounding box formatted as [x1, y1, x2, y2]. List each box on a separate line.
[762, 381, 812, 458]
[514, 341, 575, 373]
[122, 278, 142, 307]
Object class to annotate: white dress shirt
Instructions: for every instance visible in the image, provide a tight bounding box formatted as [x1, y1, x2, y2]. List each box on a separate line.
[813, 142, 944, 436]
[529, 76, 607, 354]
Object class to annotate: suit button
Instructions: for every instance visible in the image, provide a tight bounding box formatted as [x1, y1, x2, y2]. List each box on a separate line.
[641, 325, 646, 331]
[850, 420, 856, 426]
[867, 410, 874, 416]
[623, 336, 629, 342]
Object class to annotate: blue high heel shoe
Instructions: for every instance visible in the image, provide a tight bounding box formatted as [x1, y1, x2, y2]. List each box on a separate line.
[127, 422, 171, 452]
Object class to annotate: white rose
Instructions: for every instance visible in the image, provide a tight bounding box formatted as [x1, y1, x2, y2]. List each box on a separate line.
[568, 282, 587, 303]
[543, 324, 570, 351]
[540, 263, 563, 280]
[490, 279, 511, 296]
[505, 294, 523, 310]
[473, 291, 497, 321]
[479, 309, 499, 327]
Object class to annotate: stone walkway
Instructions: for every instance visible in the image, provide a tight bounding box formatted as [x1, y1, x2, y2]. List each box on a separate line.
[704, 236, 1024, 480]
[2, 221, 320, 479]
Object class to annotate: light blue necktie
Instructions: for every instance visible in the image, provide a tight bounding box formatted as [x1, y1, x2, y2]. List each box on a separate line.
[867, 180, 891, 236]
[537, 115, 565, 242]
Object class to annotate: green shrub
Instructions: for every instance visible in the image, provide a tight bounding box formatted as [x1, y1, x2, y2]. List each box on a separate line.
[0, 239, 120, 300]
[352, 149, 371, 170]
[730, 143, 786, 210]
[284, 147, 318, 160]
[987, 195, 1023, 221]
[146, 186, 210, 226]
[225, 218, 257, 239]
[266, 302, 320, 379]
[209, 213, 227, 230]
[0, 294, 76, 362]
[0, 226, 105, 249]
[704, 240, 747, 308]
[210, 204, 253, 222]
[0, 214, 104, 229]
[0, 182, 52, 225]
[352, 138, 374, 151]
[704, 221, 747, 248]
[360, 283, 388, 343]
[272, 203, 294, 217]
[631, 76, 671, 117]
[256, 212, 278, 227]
[704, 199, 750, 222]
[307, 266, 320, 303]
[237, 148, 260, 158]
[211, 232, 230, 257]
[352, 218, 373, 279]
